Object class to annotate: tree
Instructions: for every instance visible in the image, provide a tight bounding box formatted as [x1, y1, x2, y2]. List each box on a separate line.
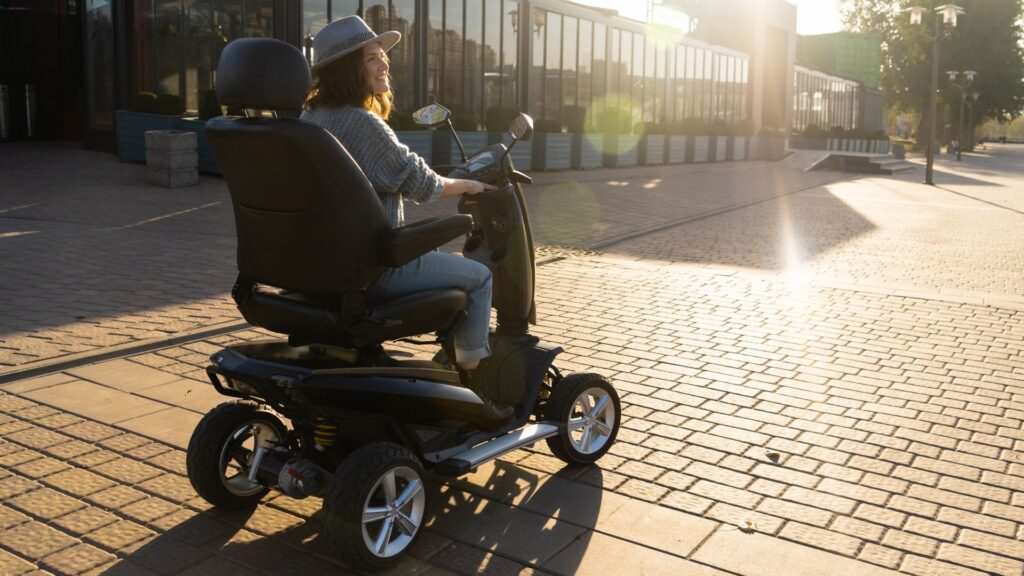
[839, 0, 1024, 141]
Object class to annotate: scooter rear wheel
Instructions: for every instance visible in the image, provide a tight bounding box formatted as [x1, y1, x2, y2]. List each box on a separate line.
[186, 402, 286, 509]
[323, 442, 427, 571]
[545, 373, 620, 465]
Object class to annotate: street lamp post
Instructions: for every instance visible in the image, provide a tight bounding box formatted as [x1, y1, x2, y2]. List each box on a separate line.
[967, 91, 979, 151]
[909, 4, 964, 185]
[947, 70, 976, 161]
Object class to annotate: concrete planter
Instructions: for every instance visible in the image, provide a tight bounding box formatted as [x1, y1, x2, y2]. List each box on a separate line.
[603, 134, 639, 168]
[667, 136, 688, 164]
[573, 134, 604, 169]
[641, 135, 667, 165]
[116, 110, 179, 162]
[145, 129, 198, 187]
[692, 136, 710, 162]
[732, 137, 746, 161]
[714, 136, 728, 162]
[174, 118, 219, 174]
[499, 132, 533, 171]
[533, 132, 573, 171]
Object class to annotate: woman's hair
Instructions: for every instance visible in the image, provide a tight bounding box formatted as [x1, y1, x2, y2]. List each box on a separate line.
[306, 47, 393, 119]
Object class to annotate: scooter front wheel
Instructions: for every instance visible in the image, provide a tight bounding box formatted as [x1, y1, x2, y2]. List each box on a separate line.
[545, 373, 620, 465]
[323, 442, 427, 571]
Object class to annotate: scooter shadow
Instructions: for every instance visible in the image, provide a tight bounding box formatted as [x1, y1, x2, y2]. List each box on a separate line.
[424, 460, 604, 574]
[104, 464, 601, 575]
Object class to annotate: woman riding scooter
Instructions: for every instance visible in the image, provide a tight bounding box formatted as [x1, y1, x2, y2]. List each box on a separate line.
[300, 16, 512, 424]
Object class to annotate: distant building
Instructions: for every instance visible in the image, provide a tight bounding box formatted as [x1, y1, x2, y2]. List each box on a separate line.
[797, 31, 881, 88]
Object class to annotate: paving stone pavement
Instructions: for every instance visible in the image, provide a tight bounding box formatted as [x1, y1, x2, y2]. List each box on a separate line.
[0, 142, 844, 371]
[1, 143, 1022, 575]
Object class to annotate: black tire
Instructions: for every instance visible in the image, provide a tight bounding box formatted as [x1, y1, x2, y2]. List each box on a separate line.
[323, 442, 428, 572]
[545, 373, 620, 465]
[186, 402, 286, 509]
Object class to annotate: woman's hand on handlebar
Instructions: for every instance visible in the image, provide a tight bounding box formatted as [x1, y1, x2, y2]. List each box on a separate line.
[441, 177, 496, 198]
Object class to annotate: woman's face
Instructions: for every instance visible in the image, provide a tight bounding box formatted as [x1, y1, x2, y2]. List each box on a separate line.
[363, 43, 390, 95]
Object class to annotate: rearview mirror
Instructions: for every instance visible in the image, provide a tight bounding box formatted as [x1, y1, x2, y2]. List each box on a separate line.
[509, 114, 534, 142]
[412, 104, 451, 127]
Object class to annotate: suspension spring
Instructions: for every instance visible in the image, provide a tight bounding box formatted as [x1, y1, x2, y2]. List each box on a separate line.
[314, 417, 338, 447]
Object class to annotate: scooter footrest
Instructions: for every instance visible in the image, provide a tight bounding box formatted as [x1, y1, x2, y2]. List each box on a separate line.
[433, 423, 559, 477]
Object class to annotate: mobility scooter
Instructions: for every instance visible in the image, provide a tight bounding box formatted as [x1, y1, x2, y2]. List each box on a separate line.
[186, 38, 621, 571]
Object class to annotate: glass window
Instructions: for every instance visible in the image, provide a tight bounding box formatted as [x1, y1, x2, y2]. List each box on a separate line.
[592, 22, 606, 117]
[85, 0, 115, 128]
[426, 0, 443, 102]
[482, 0, 501, 121]
[632, 32, 643, 126]
[183, 1, 213, 112]
[391, 0, 416, 117]
[443, 0, 464, 117]
[332, 0, 359, 17]
[563, 15, 577, 127]
[244, 0, 273, 37]
[642, 36, 654, 122]
[465, 0, 483, 129]
[303, 0, 328, 65]
[531, 8, 546, 118]
[578, 19, 592, 114]
[501, 0, 518, 108]
[544, 11, 561, 127]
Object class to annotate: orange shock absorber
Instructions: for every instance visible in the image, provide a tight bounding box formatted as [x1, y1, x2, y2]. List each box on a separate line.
[314, 417, 338, 447]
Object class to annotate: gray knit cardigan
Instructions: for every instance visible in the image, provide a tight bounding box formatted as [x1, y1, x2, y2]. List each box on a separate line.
[300, 106, 443, 228]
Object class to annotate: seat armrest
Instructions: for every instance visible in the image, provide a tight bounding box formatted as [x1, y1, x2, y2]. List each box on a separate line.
[381, 215, 473, 267]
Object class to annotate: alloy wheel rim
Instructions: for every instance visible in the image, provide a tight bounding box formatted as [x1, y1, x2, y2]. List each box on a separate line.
[218, 421, 280, 497]
[361, 466, 426, 558]
[567, 387, 615, 454]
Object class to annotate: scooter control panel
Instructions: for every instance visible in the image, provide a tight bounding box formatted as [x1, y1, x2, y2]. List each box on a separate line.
[448, 144, 506, 183]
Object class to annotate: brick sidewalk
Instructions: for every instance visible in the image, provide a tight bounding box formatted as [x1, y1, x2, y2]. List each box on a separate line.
[1, 143, 1022, 575]
[0, 142, 842, 371]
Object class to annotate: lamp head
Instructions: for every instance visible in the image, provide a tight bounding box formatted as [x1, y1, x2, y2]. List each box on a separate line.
[936, 4, 964, 27]
[964, 70, 977, 83]
[907, 6, 927, 25]
[946, 70, 958, 82]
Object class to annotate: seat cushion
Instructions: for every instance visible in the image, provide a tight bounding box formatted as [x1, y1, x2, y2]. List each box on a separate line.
[237, 285, 467, 348]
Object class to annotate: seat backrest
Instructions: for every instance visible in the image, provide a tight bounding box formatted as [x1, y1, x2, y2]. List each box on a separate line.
[206, 38, 390, 296]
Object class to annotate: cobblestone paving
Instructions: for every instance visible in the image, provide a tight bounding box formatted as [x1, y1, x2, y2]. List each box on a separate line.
[0, 143, 842, 370]
[0, 389, 557, 575]
[120, 253, 1024, 576]
[607, 147, 1024, 302]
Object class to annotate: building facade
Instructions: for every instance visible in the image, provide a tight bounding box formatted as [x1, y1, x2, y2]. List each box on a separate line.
[2, 0, 809, 152]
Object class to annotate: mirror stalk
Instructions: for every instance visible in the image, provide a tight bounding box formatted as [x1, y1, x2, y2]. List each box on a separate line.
[447, 118, 468, 163]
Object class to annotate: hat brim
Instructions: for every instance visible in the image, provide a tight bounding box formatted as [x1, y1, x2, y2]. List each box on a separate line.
[311, 30, 401, 76]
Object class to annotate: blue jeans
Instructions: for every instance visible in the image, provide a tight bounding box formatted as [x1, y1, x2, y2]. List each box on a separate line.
[367, 251, 492, 365]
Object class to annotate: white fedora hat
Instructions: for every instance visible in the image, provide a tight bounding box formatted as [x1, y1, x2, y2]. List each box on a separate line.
[311, 15, 401, 76]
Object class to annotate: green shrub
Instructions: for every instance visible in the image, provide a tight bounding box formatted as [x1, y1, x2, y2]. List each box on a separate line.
[673, 117, 708, 135]
[563, 105, 588, 133]
[828, 125, 846, 139]
[733, 118, 755, 137]
[127, 91, 158, 114]
[452, 113, 478, 131]
[870, 129, 888, 141]
[634, 121, 666, 135]
[596, 108, 632, 134]
[534, 118, 561, 133]
[801, 124, 826, 139]
[197, 89, 222, 120]
[153, 92, 185, 116]
[485, 106, 518, 132]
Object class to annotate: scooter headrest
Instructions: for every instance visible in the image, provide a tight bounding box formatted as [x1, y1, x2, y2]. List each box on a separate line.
[216, 38, 310, 111]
